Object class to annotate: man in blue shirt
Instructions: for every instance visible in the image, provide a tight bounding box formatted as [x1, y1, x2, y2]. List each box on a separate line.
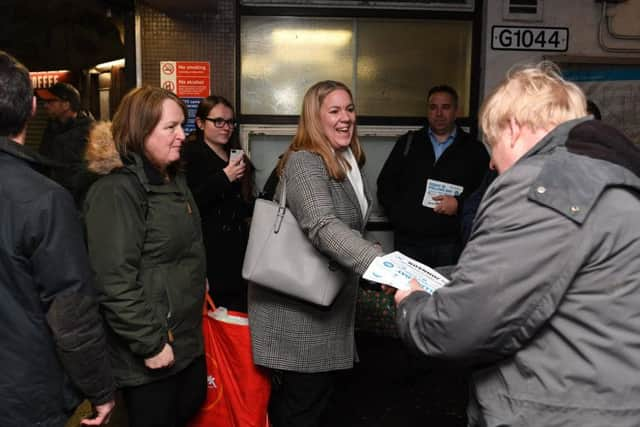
[377, 85, 489, 267]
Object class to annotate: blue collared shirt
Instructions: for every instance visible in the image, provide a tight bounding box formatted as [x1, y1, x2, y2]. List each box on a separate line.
[429, 127, 457, 163]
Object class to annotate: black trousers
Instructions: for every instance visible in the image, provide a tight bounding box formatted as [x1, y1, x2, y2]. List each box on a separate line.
[122, 355, 207, 427]
[268, 369, 337, 427]
[395, 233, 461, 268]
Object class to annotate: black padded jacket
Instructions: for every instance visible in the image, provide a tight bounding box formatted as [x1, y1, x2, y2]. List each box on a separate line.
[377, 126, 489, 239]
[0, 136, 113, 427]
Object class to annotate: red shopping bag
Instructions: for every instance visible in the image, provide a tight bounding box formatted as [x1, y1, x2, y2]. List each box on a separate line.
[189, 294, 270, 427]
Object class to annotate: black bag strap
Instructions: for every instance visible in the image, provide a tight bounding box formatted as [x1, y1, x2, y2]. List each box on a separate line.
[403, 130, 415, 157]
[260, 165, 280, 201]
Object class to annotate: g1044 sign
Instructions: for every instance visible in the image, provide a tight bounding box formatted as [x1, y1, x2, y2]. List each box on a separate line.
[491, 26, 568, 51]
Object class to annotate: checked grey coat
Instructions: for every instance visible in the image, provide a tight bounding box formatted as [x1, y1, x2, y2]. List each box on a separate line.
[248, 150, 382, 373]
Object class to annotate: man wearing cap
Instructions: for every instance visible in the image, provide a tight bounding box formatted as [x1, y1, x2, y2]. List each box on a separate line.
[36, 82, 94, 205]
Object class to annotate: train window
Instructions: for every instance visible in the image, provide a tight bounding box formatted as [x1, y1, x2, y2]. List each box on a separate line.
[241, 16, 354, 116]
[240, 16, 473, 117]
[356, 19, 472, 117]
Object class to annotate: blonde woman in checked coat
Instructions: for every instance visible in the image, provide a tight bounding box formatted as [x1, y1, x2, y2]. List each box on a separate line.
[248, 80, 385, 427]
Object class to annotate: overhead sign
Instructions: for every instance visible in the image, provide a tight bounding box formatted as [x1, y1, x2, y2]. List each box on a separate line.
[491, 26, 568, 52]
[30, 71, 73, 89]
[160, 61, 210, 97]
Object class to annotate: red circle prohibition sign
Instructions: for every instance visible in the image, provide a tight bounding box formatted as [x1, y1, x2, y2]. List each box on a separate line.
[162, 63, 175, 75]
[163, 81, 175, 91]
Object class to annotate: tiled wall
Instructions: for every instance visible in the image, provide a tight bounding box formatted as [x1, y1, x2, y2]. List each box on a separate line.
[139, 1, 237, 107]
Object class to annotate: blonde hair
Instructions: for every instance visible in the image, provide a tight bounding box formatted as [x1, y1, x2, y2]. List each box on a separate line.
[278, 80, 365, 180]
[479, 61, 587, 147]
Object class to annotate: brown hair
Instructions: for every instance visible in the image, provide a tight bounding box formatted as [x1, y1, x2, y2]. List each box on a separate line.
[193, 94, 242, 153]
[191, 94, 255, 202]
[112, 86, 187, 159]
[277, 80, 365, 180]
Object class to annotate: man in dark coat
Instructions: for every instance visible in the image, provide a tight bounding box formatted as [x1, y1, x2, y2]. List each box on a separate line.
[0, 50, 114, 427]
[377, 85, 489, 267]
[36, 81, 94, 206]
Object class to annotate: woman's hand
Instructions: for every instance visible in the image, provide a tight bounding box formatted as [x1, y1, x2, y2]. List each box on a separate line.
[223, 157, 246, 182]
[144, 343, 175, 369]
[394, 279, 426, 305]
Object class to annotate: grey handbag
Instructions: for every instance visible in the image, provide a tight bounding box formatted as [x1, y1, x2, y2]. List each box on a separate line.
[242, 179, 345, 306]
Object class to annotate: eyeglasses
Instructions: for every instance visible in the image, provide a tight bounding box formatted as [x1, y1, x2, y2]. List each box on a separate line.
[204, 117, 237, 128]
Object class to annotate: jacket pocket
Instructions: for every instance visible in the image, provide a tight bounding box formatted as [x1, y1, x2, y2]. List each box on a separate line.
[139, 265, 171, 331]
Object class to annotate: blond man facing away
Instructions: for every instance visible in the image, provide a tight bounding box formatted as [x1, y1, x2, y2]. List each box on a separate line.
[394, 62, 640, 427]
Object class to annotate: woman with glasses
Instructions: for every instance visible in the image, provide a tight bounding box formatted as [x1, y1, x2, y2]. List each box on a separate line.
[182, 95, 255, 312]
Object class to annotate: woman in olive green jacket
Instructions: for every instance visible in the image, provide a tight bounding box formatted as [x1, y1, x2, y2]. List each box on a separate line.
[83, 87, 207, 427]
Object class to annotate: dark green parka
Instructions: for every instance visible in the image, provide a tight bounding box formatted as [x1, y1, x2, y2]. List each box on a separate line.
[83, 122, 206, 387]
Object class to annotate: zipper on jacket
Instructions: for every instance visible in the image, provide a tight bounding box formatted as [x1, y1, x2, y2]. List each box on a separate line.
[165, 311, 174, 343]
[164, 288, 174, 343]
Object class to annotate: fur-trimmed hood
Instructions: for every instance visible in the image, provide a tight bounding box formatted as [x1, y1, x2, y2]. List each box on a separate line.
[85, 121, 123, 175]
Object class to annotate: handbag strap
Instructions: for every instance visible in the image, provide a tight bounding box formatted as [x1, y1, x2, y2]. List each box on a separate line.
[274, 176, 287, 234]
[203, 292, 216, 315]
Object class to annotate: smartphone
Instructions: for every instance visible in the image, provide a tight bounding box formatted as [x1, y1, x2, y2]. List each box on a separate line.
[230, 149, 244, 163]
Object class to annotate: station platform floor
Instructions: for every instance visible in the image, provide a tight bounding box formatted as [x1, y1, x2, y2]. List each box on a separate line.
[327, 332, 469, 427]
[66, 332, 469, 427]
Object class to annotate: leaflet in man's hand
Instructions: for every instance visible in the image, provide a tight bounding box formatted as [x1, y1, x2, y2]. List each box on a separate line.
[422, 179, 464, 208]
[363, 251, 449, 294]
